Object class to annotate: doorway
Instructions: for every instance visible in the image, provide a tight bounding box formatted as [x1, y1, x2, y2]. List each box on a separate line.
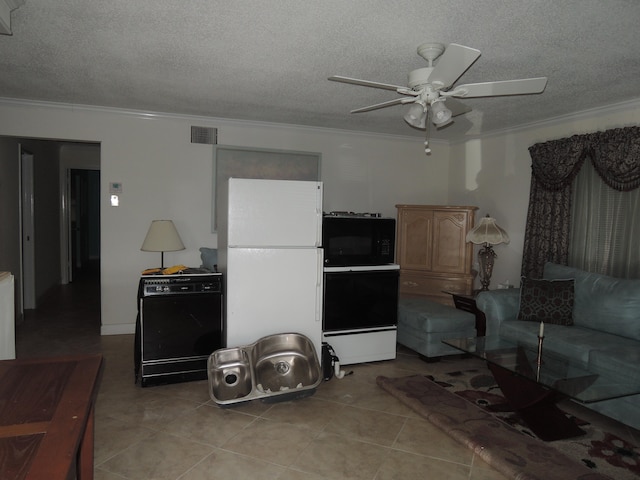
[9, 138, 101, 309]
[69, 169, 100, 281]
[58, 142, 101, 286]
[19, 147, 35, 311]
[13, 139, 102, 356]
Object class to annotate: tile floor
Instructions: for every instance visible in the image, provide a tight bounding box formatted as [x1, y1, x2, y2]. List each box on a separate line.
[14, 268, 639, 479]
[89, 337, 509, 480]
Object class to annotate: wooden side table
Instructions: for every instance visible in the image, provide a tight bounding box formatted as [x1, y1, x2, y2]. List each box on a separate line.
[0, 354, 103, 480]
[445, 292, 487, 336]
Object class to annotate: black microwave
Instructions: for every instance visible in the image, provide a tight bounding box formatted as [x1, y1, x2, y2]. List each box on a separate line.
[322, 216, 396, 266]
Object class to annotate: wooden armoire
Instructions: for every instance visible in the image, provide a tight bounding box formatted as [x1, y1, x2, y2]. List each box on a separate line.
[395, 205, 478, 305]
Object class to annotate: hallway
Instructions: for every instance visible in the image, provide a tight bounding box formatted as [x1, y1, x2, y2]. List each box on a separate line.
[15, 261, 102, 358]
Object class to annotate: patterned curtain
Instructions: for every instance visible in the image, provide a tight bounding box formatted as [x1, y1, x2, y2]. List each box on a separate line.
[590, 127, 640, 191]
[522, 126, 640, 278]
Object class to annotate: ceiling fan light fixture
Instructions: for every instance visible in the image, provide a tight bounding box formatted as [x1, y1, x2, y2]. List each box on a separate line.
[430, 100, 452, 126]
[330, 42, 548, 153]
[403, 103, 426, 129]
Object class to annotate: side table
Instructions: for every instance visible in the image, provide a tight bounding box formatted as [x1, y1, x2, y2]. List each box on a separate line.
[0, 354, 104, 480]
[445, 292, 487, 336]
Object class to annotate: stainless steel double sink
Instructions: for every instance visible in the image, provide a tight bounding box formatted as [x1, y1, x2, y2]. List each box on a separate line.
[208, 333, 322, 406]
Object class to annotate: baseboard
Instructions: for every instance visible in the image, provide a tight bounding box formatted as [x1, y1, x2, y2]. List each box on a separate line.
[101, 323, 135, 335]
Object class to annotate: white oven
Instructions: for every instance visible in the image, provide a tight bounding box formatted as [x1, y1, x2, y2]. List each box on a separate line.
[322, 264, 399, 365]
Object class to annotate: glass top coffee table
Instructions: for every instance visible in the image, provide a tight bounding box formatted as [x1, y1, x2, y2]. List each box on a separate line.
[443, 336, 640, 441]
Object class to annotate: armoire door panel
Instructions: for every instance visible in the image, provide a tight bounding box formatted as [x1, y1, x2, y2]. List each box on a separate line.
[398, 210, 433, 270]
[432, 211, 469, 274]
[396, 205, 478, 303]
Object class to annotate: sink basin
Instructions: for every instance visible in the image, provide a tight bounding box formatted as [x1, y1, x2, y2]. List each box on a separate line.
[207, 333, 321, 406]
[208, 347, 252, 402]
[252, 333, 321, 393]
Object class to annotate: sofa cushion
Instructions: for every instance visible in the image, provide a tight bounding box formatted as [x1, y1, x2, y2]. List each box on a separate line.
[199, 247, 218, 271]
[397, 296, 476, 358]
[544, 262, 640, 341]
[398, 296, 475, 332]
[589, 346, 640, 386]
[476, 289, 521, 337]
[517, 277, 574, 325]
[500, 321, 597, 364]
[499, 320, 640, 369]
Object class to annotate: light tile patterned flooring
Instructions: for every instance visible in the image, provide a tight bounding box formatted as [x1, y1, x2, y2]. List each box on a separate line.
[90, 337, 508, 480]
[15, 269, 639, 479]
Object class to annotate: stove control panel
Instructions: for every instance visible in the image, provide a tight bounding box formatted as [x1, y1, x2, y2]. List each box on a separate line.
[140, 274, 222, 296]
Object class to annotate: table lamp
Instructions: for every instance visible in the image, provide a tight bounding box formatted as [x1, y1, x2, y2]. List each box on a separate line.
[141, 220, 185, 268]
[465, 215, 510, 291]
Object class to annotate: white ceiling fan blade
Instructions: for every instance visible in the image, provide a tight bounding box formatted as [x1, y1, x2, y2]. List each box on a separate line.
[451, 77, 548, 98]
[350, 97, 411, 113]
[427, 44, 481, 88]
[328, 75, 406, 92]
[445, 98, 472, 117]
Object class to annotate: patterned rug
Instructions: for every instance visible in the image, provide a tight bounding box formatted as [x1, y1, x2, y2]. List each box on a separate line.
[377, 369, 640, 480]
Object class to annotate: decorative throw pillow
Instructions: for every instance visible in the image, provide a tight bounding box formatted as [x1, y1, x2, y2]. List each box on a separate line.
[517, 277, 575, 325]
[199, 247, 218, 272]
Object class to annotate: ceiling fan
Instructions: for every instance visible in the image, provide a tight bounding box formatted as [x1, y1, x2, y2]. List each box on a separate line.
[329, 43, 547, 154]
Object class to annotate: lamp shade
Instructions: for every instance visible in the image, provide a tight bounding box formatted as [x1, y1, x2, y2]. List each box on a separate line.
[466, 216, 510, 245]
[430, 101, 452, 126]
[141, 220, 185, 253]
[403, 103, 426, 129]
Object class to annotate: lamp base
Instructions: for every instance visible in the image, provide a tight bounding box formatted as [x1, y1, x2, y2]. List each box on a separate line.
[477, 244, 497, 291]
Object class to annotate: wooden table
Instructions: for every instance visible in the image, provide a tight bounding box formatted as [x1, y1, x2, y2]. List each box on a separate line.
[0, 354, 103, 480]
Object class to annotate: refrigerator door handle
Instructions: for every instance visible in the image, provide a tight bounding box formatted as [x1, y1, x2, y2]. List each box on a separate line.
[315, 249, 324, 323]
[315, 184, 323, 246]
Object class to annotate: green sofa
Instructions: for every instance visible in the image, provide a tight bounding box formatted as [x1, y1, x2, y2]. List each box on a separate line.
[476, 262, 640, 430]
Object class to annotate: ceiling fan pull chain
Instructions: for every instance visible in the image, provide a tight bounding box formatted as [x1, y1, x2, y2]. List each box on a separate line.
[424, 109, 432, 155]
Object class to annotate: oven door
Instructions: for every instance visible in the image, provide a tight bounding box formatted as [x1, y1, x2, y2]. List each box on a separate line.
[323, 265, 399, 331]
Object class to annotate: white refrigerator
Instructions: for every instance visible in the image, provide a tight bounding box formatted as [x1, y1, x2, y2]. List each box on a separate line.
[0, 272, 15, 360]
[218, 178, 324, 357]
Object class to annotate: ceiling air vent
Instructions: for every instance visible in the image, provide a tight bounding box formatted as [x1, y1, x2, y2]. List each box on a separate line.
[191, 126, 217, 145]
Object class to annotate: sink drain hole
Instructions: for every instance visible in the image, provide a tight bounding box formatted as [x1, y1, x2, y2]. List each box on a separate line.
[225, 373, 238, 385]
[274, 361, 290, 375]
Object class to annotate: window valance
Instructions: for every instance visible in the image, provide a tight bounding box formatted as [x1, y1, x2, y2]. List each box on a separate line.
[529, 126, 640, 192]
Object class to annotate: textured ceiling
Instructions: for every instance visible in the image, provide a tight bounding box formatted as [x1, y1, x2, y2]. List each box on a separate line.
[1, 1, 639, 140]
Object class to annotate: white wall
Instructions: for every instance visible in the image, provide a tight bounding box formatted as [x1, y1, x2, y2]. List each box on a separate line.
[448, 101, 640, 290]
[0, 100, 446, 334]
[2, 98, 637, 330]
[0, 138, 20, 309]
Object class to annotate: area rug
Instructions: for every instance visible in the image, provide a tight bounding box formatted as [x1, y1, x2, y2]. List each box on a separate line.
[377, 371, 640, 480]
[430, 367, 640, 479]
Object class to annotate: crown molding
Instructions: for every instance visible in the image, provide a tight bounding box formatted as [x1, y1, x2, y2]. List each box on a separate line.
[5, 94, 633, 148]
[0, 96, 429, 143]
[449, 97, 640, 146]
